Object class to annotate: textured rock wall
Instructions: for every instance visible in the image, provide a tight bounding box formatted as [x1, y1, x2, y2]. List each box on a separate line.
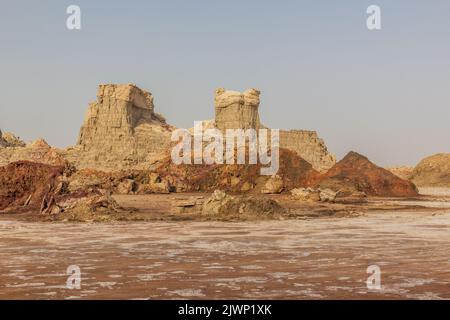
[214, 88, 261, 132]
[65, 84, 173, 171]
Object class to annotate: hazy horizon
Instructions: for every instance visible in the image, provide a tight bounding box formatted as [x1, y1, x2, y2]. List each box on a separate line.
[1, 1, 449, 167]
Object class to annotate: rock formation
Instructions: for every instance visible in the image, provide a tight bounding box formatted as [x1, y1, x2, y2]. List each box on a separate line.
[314, 151, 418, 197]
[279, 130, 335, 172]
[212, 88, 335, 172]
[0, 130, 25, 148]
[65, 84, 174, 171]
[0, 161, 66, 212]
[0, 138, 66, 167]
[1, 84, 335, 175]
[214, 88, 261, 131]
[410, 154, 450, 187]
[387, 166, 414, 181]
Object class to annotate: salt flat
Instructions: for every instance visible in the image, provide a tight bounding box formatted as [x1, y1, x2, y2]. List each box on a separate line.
[1, 207, 450, 299]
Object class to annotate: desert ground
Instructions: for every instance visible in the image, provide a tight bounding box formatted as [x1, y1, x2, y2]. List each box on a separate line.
[1, 188, 449, 300]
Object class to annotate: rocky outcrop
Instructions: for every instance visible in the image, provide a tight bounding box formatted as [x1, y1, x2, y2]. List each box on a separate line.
[410, 154, 450, 187]
[0, 130, 25, 148]
[213, 88, 335, 172]
[1, 84, 335, 176]
[0, 138, 67, 167]
[155, 148, 320, 193]
[261, 175, 284, 194]
[0, 161, 66, 212]
[315, 152, 418, 197]
[214, 88, 261, 132]
[279, 130, 335, 172]
[202, 190, 285, 218]
[387, 166, 414, 181]
[65, 84, 174, 171]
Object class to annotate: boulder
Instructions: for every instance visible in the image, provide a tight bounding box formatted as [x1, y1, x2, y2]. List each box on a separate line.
[291, 188, 321, 202]
[410, 154, 450, 187]
[315, 151, 418, 197]
[261, 175, 284, 194]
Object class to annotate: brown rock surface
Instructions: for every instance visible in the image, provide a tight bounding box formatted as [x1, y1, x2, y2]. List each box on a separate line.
[202, 190, 285, 219]
[410, 153, 450, 187]
[0, 138, 66, 167]
[0, 161, 66, 212]
[314, 151, 418, 197]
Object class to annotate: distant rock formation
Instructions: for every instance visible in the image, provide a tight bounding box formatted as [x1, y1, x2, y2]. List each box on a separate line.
[410, 154, 450, 187]
[0, 138, 66, 167]
[1, 84, 335, 173]
[0, 130, 25, 148]
[64, 84, 174, 171]
[315, 151, 418, 197]
[212, 88, 335, 172]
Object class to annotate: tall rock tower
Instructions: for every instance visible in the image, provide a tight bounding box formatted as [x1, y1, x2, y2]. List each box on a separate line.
[214, 88, 261, 132]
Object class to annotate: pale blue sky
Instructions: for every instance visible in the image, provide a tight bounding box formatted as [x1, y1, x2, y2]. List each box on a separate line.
[1, 1, 449, 166]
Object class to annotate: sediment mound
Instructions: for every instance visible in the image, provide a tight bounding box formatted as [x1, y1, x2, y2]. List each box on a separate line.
[155, 148, 320, 193]
[0, 161, 66, 212]
[410, 153, 450, 187]
[315, 152, 418, 197]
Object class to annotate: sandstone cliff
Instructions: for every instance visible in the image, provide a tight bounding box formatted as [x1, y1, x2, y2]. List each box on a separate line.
[410, 154, 450, 187]
[65, 84, 174, 171]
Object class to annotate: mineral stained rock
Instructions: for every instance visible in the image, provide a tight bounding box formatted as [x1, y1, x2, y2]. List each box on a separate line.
[315, 151, 419, 197]
[0, 130, 25, 148]
[64, 84, 174, 171]
[410, 153, 450, 187]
